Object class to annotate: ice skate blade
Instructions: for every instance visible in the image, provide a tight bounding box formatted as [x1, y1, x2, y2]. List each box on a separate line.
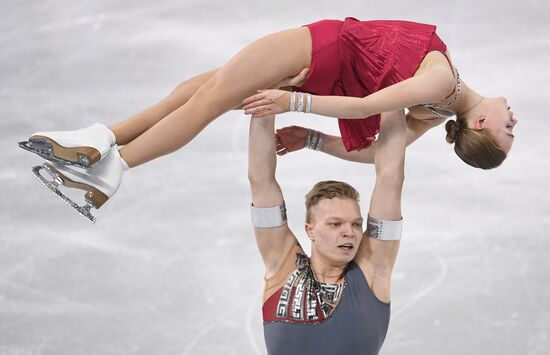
[31, 164, 110, 223]
[19, 136, 100, 168]
[39, 164, 109, 208]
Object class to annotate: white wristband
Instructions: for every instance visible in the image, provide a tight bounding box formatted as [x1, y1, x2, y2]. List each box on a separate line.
[367, 215, 403, 241]
[251, 202, 287, 228]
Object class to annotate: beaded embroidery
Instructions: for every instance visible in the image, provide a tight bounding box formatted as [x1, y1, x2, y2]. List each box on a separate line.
[418, 67, 461, 117]
[274, 253, 345, 323]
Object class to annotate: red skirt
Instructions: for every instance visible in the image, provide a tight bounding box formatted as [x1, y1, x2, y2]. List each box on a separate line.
[297, 17, 447, 151]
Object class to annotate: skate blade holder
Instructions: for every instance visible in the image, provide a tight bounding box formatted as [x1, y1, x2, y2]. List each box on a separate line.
[32, 164, 97, 223]
[19, 139, 95, 168]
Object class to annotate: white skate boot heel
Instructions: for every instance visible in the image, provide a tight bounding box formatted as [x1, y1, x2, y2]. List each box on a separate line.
[19, 123, 116, 168]
[32, 146, 128, 223]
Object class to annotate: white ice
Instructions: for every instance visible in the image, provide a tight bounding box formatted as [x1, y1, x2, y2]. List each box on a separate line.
[1, 0, 549, 354]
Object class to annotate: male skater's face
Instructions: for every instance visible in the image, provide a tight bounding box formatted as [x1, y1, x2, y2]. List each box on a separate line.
[306, 197, 363, 265]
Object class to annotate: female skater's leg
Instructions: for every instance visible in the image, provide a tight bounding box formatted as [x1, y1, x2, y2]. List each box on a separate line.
[119, 27, 312, 167]
[110, 68, 219, 145]
[109, 66, 307, 145]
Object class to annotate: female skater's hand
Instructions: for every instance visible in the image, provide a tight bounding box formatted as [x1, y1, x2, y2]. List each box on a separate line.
[275, 125, 309, 156]
[243, 68, 309, 116]
[242, 89, 289, 117]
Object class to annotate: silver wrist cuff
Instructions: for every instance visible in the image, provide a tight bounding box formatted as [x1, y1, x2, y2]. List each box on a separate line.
[305, 129, 325, 151]
[305, 93, 312, 113]
[367, 215, 403, 241]
[297, 92, 304, 112]
[289, 92, 296, 112]
[290, 92, 312, 113]
[315, 132, 325, 151]
[251, 201, 287, 228]
[305, 129, 313, 148]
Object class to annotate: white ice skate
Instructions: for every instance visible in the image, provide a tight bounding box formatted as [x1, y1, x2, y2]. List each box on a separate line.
[32, 146, 127, 223]
[19, 123, 116, 168]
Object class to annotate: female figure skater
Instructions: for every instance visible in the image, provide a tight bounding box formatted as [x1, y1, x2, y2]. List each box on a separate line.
[19, 18, 517, 222]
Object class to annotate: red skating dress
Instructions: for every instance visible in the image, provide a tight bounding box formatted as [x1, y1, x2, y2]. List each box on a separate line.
[297, 17, 448, 151]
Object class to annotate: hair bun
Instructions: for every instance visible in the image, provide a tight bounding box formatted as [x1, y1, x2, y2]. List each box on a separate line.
[445, 120, 459, 144]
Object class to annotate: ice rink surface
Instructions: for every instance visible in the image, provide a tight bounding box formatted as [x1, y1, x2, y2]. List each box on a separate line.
[1, 0, 549, 354]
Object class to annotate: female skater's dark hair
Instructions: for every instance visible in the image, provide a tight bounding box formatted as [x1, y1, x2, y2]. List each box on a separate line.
[445, 117, 507, 169]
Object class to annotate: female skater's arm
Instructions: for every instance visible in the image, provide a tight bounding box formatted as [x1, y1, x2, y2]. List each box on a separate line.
[242, 65, 454, 119]
[248, 114, 299, 278]
[276, 114, 435, 164]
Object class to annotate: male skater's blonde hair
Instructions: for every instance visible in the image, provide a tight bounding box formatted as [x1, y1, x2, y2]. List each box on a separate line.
[305, 181, 360, 223]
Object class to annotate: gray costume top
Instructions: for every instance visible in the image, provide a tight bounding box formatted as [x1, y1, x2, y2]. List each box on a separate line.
[262, 250, 391, 355]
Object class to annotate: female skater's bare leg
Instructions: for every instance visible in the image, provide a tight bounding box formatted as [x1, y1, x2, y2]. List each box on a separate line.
[119, 27, 312, 167]
[109, 68, 219, 145]
[109, 65, 306, 145]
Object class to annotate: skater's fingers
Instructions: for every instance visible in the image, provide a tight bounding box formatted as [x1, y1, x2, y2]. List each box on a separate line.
[276, 147, 288, 156]
[242, 103, 258, 111]
[275, 137, 287, 148]
[245, 104, 278, 116]
[242, 98, 272, 111]
[276, 131, 294, 142]
[242, 100, 265, 111]
[242, 92, 267, 106]
[288, 67, 309, 86]
[244, 106, 266, 115]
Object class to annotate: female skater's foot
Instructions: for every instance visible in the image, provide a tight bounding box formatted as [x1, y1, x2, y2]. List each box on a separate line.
[33, 146, 128, 223]
[19, 123, 116, 167]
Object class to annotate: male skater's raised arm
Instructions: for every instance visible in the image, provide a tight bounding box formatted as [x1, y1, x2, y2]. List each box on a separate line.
[248, 114, 299, 279]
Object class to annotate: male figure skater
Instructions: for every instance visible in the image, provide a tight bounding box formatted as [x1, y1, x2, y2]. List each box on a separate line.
[248, 110, 406, 355]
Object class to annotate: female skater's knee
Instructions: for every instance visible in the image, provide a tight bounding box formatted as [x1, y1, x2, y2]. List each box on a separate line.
[165, 68, 221, 105]
[189, 75, 240, 116]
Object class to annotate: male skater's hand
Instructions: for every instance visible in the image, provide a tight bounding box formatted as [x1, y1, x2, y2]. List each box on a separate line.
[273, 67, 309, 89]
